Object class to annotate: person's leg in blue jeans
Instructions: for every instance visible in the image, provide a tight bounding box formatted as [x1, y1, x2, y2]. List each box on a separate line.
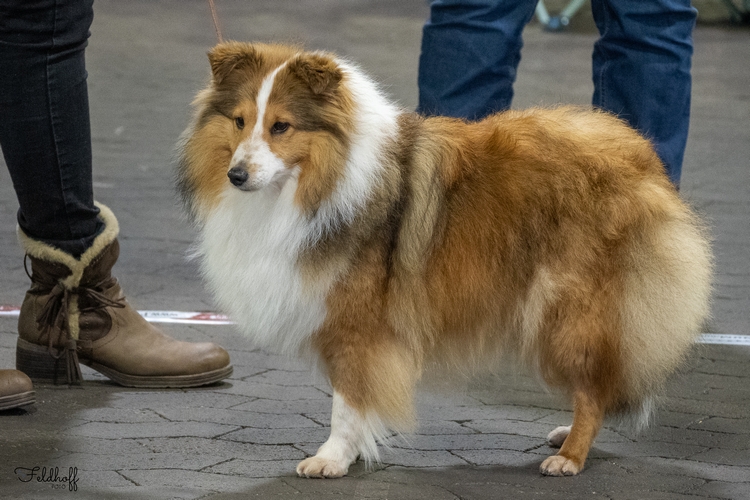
[591, 0, 697, 186]
[418, 0, 696, 187]
[0, 0, 102, 258]
[418, 0, 537, 120]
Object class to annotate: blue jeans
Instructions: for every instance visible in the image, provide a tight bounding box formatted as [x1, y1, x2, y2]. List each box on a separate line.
[418, 0, 697, 186]
[0, 0, 102, 257]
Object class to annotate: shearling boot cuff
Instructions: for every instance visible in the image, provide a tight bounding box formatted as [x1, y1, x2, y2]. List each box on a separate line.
[17, 202, 120, 282]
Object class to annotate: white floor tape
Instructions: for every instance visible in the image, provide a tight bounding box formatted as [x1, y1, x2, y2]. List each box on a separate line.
[1, 305, 748, 345]
[0, 305, 232, 325]
[697, 334, 750, 346]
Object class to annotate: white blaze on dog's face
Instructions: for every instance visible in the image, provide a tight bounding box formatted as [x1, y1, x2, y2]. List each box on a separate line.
[227, 64, 292, 191]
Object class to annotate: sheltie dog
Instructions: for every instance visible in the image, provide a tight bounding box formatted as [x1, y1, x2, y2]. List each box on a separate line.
[176, 42, 712, 478]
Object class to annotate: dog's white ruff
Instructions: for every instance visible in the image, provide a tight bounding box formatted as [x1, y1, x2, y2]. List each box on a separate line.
[198, 59, 400, 357]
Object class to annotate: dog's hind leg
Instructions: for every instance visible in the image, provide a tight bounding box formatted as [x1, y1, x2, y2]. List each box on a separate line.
[539, 390, 605, 476]
[546, 425, 572, 448]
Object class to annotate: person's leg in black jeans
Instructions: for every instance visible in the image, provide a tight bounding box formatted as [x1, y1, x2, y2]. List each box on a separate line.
[0, 0, 233, 389]
[0, 0, 102, 258]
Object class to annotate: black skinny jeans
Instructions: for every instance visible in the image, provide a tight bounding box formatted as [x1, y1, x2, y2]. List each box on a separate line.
[0, 0, 103, 258]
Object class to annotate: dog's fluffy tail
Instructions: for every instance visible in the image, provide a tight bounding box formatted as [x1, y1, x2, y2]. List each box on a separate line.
[618, 189, 712, 429]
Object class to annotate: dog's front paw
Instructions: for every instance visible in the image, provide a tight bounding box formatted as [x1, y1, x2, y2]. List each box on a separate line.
[539, 455, 584, 476]
[296, 456, 349, 478]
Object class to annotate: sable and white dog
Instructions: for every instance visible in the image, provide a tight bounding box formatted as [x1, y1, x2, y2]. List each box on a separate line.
[176, 42, 712, 478]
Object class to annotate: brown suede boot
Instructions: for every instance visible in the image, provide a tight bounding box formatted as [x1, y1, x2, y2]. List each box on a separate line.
[0, 369, 35, 411]
[15, 203, 232, 388]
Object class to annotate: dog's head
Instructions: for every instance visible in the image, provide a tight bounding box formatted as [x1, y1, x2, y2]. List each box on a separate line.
[177, 42, 392, 223]
[209, 43, 352, 193]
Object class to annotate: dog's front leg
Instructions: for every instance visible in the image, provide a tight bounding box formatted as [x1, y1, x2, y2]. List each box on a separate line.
[296, 390, 373, 478]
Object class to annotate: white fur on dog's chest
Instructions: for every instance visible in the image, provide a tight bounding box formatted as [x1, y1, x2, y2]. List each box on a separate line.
[199, 181, 333, 355]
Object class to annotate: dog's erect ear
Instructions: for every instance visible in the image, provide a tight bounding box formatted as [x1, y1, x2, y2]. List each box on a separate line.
[288, 53, 342, 96]
[208, 42, 260, 85]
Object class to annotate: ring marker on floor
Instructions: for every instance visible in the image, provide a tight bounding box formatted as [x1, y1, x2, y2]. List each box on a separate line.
[0, 305, 232, 325]
[1, 305, 748, 344]
[697, 334, 750, 346]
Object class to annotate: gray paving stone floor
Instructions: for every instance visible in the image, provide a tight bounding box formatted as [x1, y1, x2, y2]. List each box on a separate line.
[1, 1, 748, 498]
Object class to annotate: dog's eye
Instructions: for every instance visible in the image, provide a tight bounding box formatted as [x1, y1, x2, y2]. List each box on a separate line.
[235, 117, 244, 130]
[270, 122, 290, 135]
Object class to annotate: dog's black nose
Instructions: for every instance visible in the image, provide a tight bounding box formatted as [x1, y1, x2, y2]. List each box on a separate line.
[227, 167, 249, 187]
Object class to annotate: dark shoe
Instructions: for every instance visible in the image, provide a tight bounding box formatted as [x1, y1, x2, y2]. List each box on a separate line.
[0, 369, 35, 410]
[16, 203, 232, 387]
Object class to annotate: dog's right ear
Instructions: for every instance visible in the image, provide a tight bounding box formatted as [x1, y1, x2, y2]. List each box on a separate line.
[208, 43, 260, 85]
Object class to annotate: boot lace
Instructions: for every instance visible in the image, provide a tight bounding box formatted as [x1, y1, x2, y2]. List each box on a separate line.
[25, 255, 126, 384]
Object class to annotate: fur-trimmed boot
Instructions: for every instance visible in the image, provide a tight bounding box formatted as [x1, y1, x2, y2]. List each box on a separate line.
[15, 204, 232, 387]
[0, 369, 35, 411]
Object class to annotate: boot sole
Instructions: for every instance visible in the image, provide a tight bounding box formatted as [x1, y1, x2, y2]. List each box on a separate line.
[0, 390, 36, 411]
[85, 361, 233, 388]
[16, 338, 233, 388]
